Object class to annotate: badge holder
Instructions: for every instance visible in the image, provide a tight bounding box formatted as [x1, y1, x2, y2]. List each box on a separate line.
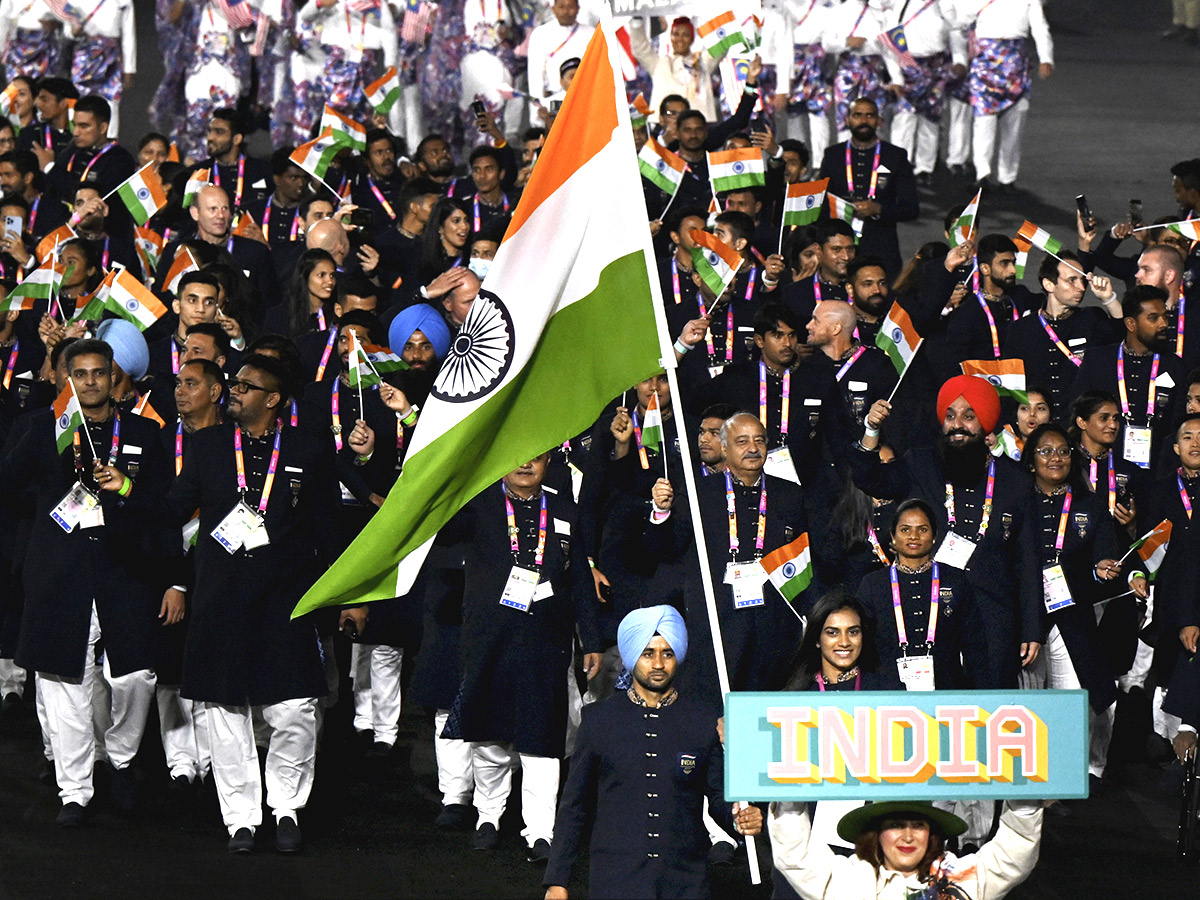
[725, 561, 766, 609]
[764, 447, 801, 485]
[500, 566, 540, 613]
[1124, 426, 1151, 469]
[1042, 563, 1075, 612]
[896, 652, 935, 691]
[51, 482, 99, 533]
[933, 531, 977, 570]
[212, 501, 258, 555]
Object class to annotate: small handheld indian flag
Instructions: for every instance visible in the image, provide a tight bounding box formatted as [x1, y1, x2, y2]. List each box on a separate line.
[1167, 219, 1200, 242]
[347, 331, 378, 388]
[688, 228, 743, 296]
[630, 93, 651, 130]
[1127, 518, 1172, 579]
[961, 358, 1028, 404]
[697, 11, 742, 58]
[1013, 234, 1031, 280]
[366, 66, 402, 115]
[364, 343, 407, 374]
[72, 280, 109, 321]
[290, 128, 343, 183]
[53, 381, 83, 455]
[991, 424, 1024, 461]
[949, 189, 981, 247]
[4, 257, 64, 308]
[132, 391, 166, 428]
[1016, 220, 1063, 257]
[640, 390, 663, 453]
[637, 136, 687, 195]
[35, 224, 77, 265]
[320, 104, 367, 152]
[738, 13, 763, 51]
[112, 164, 168, 226]
[782, 178, 829, 227]
[183, 167, 211, 209]
[828, 194, 864, 236]
[875, 302, 921, 376]
[762, 532, 813, 602]
[163, 246, 200, 295]
[708, 147, 765, 192]
[105, 268, 168, 331]
[135, 226, 164, 274]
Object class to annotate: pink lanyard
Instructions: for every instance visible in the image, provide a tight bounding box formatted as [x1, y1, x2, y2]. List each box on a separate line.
[78, 142, 114, 178]
[1116, 343, 1159, 421]
[174, 419, 184, 476]
[214, 156, 246, 210]
[631, 408, 651, 470]
[900, 0, 939, 26]
[1177, 294, 1186, 358]
[889, 563, 940, 649]
[1038, 313, 1082, 367]
[1049, 488, 1072, 561]
[233, 422, 282, 515]
[696, 295, 717, 360]
[1178, 469, 1193, 520]
[331, 379, 343, 450]
[502, 483, 547, 567]
[835, 344, 866, 381]
[866, 520, 890, 565]
[370, 176, 397, 220]
[845, 142, 880, 200]
[725, 470, 766, 560]
[816, 670, 861, 691]
[263, 199, 301, 241]
[945, 458, 995, 541]
[171, 339, 180, 375]
[1088, 451, 1117, 516]
[315, 325, 339, 381]
[2, 340, 18, 390]
[670, 257, 682, 304]
[759, 361, 790, 438]
[472, 193, 508, 231]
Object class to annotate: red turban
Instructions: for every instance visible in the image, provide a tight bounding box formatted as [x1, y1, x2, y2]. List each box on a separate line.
[936, 375, 1000, 434]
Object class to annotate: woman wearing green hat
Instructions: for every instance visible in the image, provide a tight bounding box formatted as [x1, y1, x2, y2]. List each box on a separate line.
[770, 797, 1044, 899]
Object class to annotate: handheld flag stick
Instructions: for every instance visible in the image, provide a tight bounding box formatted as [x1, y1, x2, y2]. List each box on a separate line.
[885, 338, 924, 403]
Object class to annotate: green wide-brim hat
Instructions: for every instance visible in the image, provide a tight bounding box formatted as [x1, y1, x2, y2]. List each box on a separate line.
[836, 801, 968, 842]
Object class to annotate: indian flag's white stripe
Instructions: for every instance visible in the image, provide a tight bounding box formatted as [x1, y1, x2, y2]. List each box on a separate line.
[960, 358, 1026, 400]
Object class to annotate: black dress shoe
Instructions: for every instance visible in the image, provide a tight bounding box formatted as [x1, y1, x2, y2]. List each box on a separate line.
[228, 827, 255, 854]
[1, 691, 23, 714]
[366, 740, 393, 759]
[526, 838, 551, 864]
[40, 759, 57, 788]
[915, 172, 933, 186]
[56, 802, 86, 828]
[110, 764, 137, 813]
[274, 816, 302, 853]
[473, 822, 499, 851]
[435, 803, 473, 830]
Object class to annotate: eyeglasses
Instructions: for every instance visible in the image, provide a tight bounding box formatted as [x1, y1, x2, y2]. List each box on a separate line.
[1034, 446, 1072, 458]
[228, 379, 269, 394]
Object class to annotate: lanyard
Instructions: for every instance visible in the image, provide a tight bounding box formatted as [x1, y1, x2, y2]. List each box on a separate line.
[171, 339, 180, 375]
[1087, 451, 1117, 516]
[1179, 469, 1194, 520]
[2, 340, 17, 390]
[472, 192, 508, 232]
[1038, 313, 1082, 367]
[72, 410, 121, 478]
[331, 379, 343, 450]
[1116, 343, 1160, 421]
[315, 326, 338, 380]
[977, 292, 1001, 359]
[502, 484, 547, 567]
[813, 273, 823, 303]
[758, 361, 790, 438]
[75, 0, 111, 32]
[316, 307, 328, 332]
[816, 670, 861, 691]
[214, 156, 246, 209]
[866, 520, 891, 565]
[233, 422, 282, 515]
[75, 141, 114, 177]
[175, 419, 184, 476]
[696, 295, 717, 360]
[670, 257, 682, 304]
[369, 176, 397, 220]
[835, 344, 866, 381]
[848, 0, 869, 38]
[290, 399, 298, 428]
[548, 22, 578, 56]
[1177, 294, 1186, 358]
[263, 199, 301, 241]
[29, 194, 39, 231]
[724, 470, 767, 560]
[900, 0, 939, 26]
[795, 0, 820, 30]
[1050, 487, 1072, 561]
[845, 142, 881, 200]
[100, 235, 110, 269]
[945, 458, 995, 542]
[631, 408, 651, 470]
[889, 563, 940, 649]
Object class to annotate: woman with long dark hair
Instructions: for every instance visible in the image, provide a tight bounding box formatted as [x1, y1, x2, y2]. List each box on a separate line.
[277, 248, 338, 339]
[419, 197, 472, 284]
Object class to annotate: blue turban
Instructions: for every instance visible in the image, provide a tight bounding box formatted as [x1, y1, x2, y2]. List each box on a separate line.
[617, 605, 688, 671]
[389, 304, 451, 362]
[96, 318, 149, 381]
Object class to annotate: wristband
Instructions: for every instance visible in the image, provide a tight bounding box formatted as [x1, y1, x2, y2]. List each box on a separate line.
[118, 477, 132, 496]
[864, 425, 880, 438]
[762, 275, 778, 286]
[673, 338, 692, 355]
[1128, 570, 1146, 583]
[587, 557, 596, 569]
[356, 453, 372, 464]
[401, 405, 419, 427]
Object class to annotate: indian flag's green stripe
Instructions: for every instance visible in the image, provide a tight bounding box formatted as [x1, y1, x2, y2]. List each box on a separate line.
[295, 250, 661, 611]
[639, 158, 679, 195]
[711, 170, 762, 192]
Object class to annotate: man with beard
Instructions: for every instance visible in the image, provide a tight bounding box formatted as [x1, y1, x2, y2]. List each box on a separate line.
[351, 130, 404, 229]
[843, 254, 892, 345]
[816, 98, 918, 280]
[708, 303, 853, 489]
[928, 234, 1041, 384]
[1003, 251, 1123, 417]
[1134, 244, 1197, 371]
[806, 298, 896, 428]
[696, 403, 736, 477]
[542, 605, 761, 900]
[188, 110, 272, 213]
[414, 135, 460, 196]
[374, 177, 443, 298]
[388, 304, 450, 393]
[853, 375, 1042, 690]
[780, 219, 853, 328]
[245, 148, 309, 249]
[1069, 286, 1184, 476]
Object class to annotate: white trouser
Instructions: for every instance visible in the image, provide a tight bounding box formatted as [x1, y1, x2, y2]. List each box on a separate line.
[435, 709, 474, 806]
[565, 662, 583, 758]
[158, 685, 210, 781]
[782, 109, 833, 173]
[703, 795, 738, 847]
[0, 658, 26, 696]
[891, 110, 939, 175]
[1022, 625, 1115, 777]
[1156, 687, 1182, 742]
[471, 741, 559, 846]
[945, 98, 972, 167]
[972, 96, 1029, 184]
[953, 800, 997, 846]
[205, 697, 318, 835]
[35, 674, 53, 760]
[37, 603, 155, 806]
[1118, 637, 1155, 692]
[351, 643, 404, 745]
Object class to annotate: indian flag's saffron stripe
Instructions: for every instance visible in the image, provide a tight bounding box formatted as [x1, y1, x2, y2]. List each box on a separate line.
[1013, 235, 1031, 280]
[106, 268, 168, 331]
[1016, 220, 1062, 256]
[320, 105, 367, 151]
[164, 247, 200, 295]
[114, 165, 168, 226]
[782, 178, 829, 226]
[290, 128, 343, 182]
[762, 532, 812, 602]
[1132, 519, 1172, 578]
[637, 136, 686, 194]
[183, 168, 210, 208]
[35, 224, 76, 264]
[950, 189, 981, 247]
[876, 301, 921, 375]
[697, 10, 741, 58]
[294, 21, 667, 615]
[366, 66, 402, 114]
[688, 229, 743, 296]
[53, 381, 83, 455]
[708, 147, 765, 192]
[829, 194, 865, 235]
[135, 226, 164, 273]
[960, 358, 1027, 402]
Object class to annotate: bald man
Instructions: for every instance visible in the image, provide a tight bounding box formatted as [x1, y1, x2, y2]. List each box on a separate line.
[806, 299, 897, 427]
[853, 376, 1042, 690]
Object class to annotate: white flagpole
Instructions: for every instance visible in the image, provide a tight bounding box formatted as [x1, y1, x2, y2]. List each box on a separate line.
[885, 338, 924, 404]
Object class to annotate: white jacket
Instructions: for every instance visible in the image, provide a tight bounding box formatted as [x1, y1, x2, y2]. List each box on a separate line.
[771, 800, 1044, 900]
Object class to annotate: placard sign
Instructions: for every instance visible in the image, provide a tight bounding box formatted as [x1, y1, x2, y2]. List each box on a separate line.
[609, 0, 694, 16]
[724, 690, 1089, 802]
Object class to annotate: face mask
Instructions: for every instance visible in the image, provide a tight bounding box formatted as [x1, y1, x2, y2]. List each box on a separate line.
[468, 257, 492, 280]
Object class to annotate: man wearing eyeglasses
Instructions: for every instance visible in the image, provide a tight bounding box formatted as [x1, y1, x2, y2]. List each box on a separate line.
[98, 354, 346, 855]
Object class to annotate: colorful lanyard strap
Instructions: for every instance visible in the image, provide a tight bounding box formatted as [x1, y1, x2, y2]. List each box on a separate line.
[1116, 343, 1160, 422]
[725, 470, 767, 560]
[290, 399, 299, 428]
[315, 325, 338, 381]
[847, 0, 869, 39]
[472, 192, 508, 232]
[900, 0, 939, 27]
[845, 141, 881, 201]
[214, 156, 246, 210]
[1050, 487, 1072, 561]
[1177, 294, 1187, 358]
[759, 361, 790, 439]
[1087, 450, 1116, 516]
[671, 257, 682, 304]
[78, 141, 114, 178]
[813, 273, 823, 303]
[696, 295, 717, 360]
[72, 409, 121, 478]
[977, 290, 1002, 359]
[316, 307, 328, 332]
[1179, 468, 1194, 520]
[233, 421, 282, 515]
[944, 458, 995, 541]
[889, 562, 940, 650]
[370, 176, 397, 220]
[631, 408, 651, 470]
[2, 340, 18, 390]
[1038, 313, 1082, 367]
[502, 483, 547, 567]
[548, 22, 578, 56]
[866, 520, 891, 565]
[835, 344, 866, 382]
[29, 194, 39, 232]
[263, 199, 301, 241]
[171, 339, 180, 375]
[331, 379, 343, 451]
[816, 670, 861, 691]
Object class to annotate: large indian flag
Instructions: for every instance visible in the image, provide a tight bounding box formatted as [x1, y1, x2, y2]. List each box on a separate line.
[293, 21, 669, 615]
